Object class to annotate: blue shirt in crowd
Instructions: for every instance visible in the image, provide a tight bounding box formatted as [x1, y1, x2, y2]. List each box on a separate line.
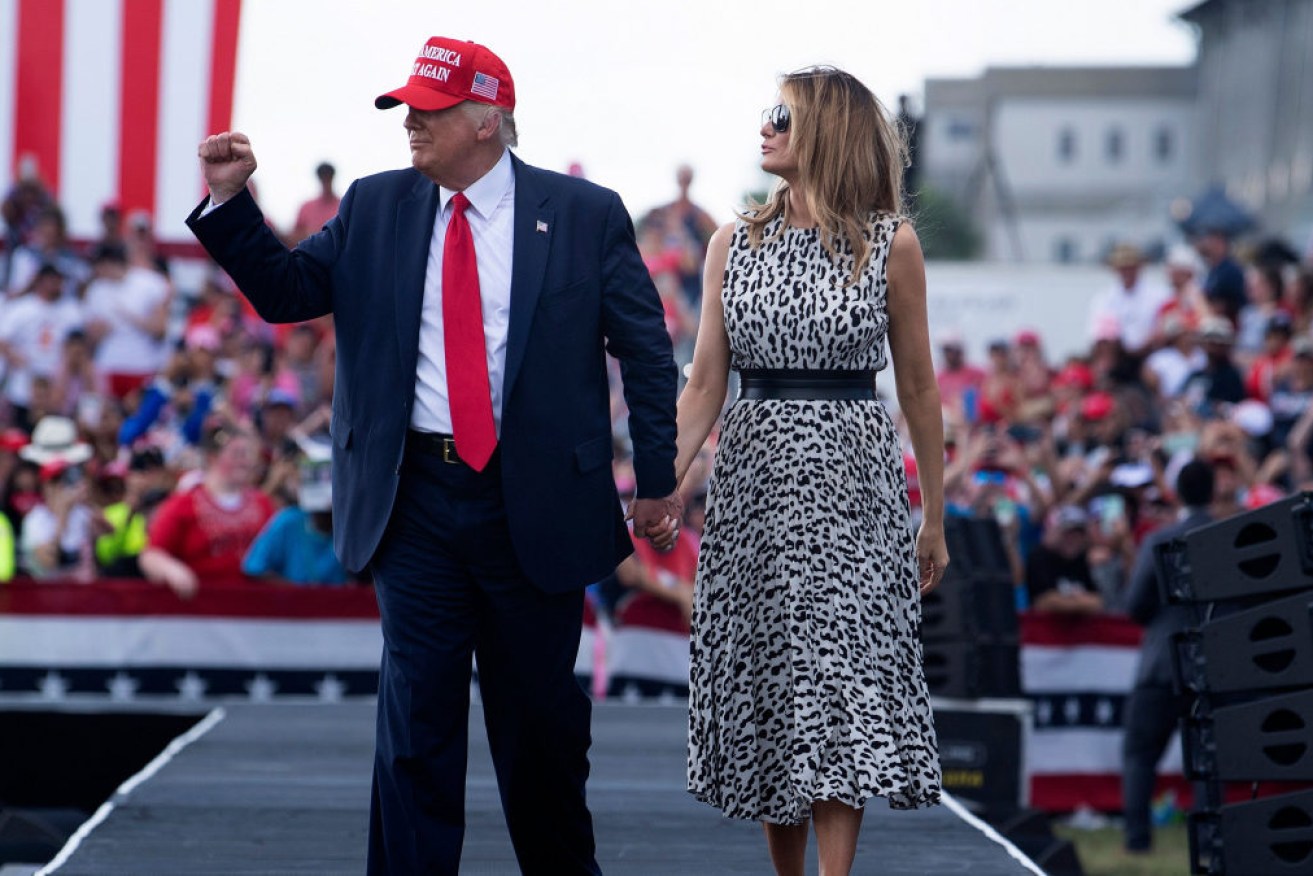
[242, 507, 347, 585]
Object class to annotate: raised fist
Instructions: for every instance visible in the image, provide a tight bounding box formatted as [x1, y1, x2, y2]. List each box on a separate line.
[197, 131, 258, 205]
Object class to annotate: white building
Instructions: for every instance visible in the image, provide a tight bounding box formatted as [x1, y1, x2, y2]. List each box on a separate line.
[922, 67, 1197, 263]
[1181, 0, 1313, 246]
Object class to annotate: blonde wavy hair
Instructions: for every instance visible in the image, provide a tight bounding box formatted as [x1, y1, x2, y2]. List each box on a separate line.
[743, 66, 909, 283]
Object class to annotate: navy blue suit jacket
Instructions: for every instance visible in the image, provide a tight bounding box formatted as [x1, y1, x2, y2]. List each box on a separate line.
[186, 155, 677, 592]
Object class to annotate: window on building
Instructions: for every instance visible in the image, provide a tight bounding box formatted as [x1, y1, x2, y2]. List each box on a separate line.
[1054, 238, 1077, 263]
[946, 118, 976, 141]
[1154, 127, 1174, 163]
[1106, 128, 1124, 164]
[1057, 128, 1076, 163]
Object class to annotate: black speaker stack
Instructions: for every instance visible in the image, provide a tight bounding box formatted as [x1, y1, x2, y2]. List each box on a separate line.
[924, 516, 1083, 875]
[1161, 492, 1313, 875]
[921, 515, 1021, 699]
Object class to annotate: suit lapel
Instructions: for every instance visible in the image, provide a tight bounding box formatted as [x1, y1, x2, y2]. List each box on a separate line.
[394, 174, 442, 380]
[503, 155, 553, 405]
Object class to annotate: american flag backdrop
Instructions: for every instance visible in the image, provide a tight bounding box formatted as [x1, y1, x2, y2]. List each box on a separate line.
[1021, 613, 1192, 812]
[0, 0, 242, 244]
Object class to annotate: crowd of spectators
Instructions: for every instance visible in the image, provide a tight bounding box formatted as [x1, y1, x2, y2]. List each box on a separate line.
[930, 231, 1313, 615]
[6, 157, 1308, 629]
[0, 167, 347, 592]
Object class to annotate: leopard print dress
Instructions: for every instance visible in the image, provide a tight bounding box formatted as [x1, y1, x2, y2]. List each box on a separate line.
[686, 213, 941, 824]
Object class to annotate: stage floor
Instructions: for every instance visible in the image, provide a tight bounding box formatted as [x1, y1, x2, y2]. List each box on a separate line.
[47, 701, 1041, 875]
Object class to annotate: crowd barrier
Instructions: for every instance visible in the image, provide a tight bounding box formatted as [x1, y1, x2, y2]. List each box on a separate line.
[0, 579, 1182, 812]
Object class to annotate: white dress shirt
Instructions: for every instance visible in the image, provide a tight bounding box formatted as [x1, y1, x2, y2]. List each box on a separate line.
[411, 149, 515, 435]
[1088, 277, 1171, 352]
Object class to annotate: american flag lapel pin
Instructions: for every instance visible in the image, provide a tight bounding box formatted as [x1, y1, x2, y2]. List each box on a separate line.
[536, 220, 549, 234]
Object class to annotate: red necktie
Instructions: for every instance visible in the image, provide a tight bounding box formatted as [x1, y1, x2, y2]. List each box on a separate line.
[442, 192, 497, 471]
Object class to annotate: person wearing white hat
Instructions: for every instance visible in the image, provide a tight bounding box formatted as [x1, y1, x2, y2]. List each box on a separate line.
[17, 416, 100, 581]
[1152, 244, 1207, 342]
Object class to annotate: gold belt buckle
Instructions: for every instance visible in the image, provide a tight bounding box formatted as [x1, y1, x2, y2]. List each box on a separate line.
[442, 437, 460, 464]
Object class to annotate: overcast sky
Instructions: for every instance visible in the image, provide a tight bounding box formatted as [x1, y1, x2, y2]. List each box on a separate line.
[231, 0, 1197, 230]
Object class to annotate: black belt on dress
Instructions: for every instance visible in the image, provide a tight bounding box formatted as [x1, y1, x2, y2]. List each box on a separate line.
[737, 368, 877, 401]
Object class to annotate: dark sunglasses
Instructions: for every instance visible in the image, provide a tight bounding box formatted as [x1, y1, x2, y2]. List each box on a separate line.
[761, 104, 790, 134]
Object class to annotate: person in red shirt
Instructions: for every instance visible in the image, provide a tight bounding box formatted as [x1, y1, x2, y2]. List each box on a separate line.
[289, 162, 341, 244]
[139, 423, 273, 598]
[1245, 312, 1294, 402]
[935, 331, 986, 416]
[615, 527, 699, 632]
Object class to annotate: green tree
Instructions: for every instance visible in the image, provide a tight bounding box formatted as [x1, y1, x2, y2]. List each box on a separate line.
[912, 187, 979, 260]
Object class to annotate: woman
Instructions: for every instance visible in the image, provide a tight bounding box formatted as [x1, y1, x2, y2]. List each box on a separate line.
[675, 67, 947, 875]
[139, 422, 273, 598]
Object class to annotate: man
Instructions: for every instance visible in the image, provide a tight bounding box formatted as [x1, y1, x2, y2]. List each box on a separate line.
[0, 264, 84, 431]
[1181, 316, 1246, 411]
[648, 164, 716, 307]
[1088, 243, 1170, 361]
[83, 242, 172, 400]
[1121, 460, 1214, 854]
[1194, 227, 1246, 324]
[1024, 504, 1105, 615]
[289, 161, 341, 244]
[187, 36, 679, 875]
[934, 330, 985, 416]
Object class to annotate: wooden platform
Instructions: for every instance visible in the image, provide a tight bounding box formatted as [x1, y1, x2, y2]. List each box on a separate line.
[46, 701, 1042, 875]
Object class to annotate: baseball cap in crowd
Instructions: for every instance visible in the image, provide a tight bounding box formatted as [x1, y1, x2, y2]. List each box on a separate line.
[184, 324, 222, 352]
[1106, 243, 1145, 269]
[1231, 399, 1274, 438]
[1054, 362, 1094, 391]
[375, 37, 516, 112]
[1198, 316, 1236, 345]
[1080, 391, 1116, 421]
[35, 262, 64, 280]
[938, 329, 965, 350]
[264, 387, 298, 409]
[1014, 329, 1041, 347]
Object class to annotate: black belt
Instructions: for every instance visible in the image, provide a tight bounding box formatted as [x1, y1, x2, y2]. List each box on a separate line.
[407, 429, 475, 466]
[737, 368, 877, 401]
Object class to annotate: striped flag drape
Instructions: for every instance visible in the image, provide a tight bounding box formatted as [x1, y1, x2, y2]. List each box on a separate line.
[0, 0, 242, 243]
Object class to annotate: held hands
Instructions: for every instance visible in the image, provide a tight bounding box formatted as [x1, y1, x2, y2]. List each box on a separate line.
[915, 522, 949, 596]
[197, 131, 258, 205]
[626, 491, 685, 552]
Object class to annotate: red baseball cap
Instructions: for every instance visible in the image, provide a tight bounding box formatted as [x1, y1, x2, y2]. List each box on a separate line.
[375, 37, 515, 112]
[1080, 391, 1116, 421]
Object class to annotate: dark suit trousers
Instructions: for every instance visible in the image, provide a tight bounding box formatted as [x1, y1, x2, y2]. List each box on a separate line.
[1121, 685, 1192, 851]
[367, 443, 600, 875]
